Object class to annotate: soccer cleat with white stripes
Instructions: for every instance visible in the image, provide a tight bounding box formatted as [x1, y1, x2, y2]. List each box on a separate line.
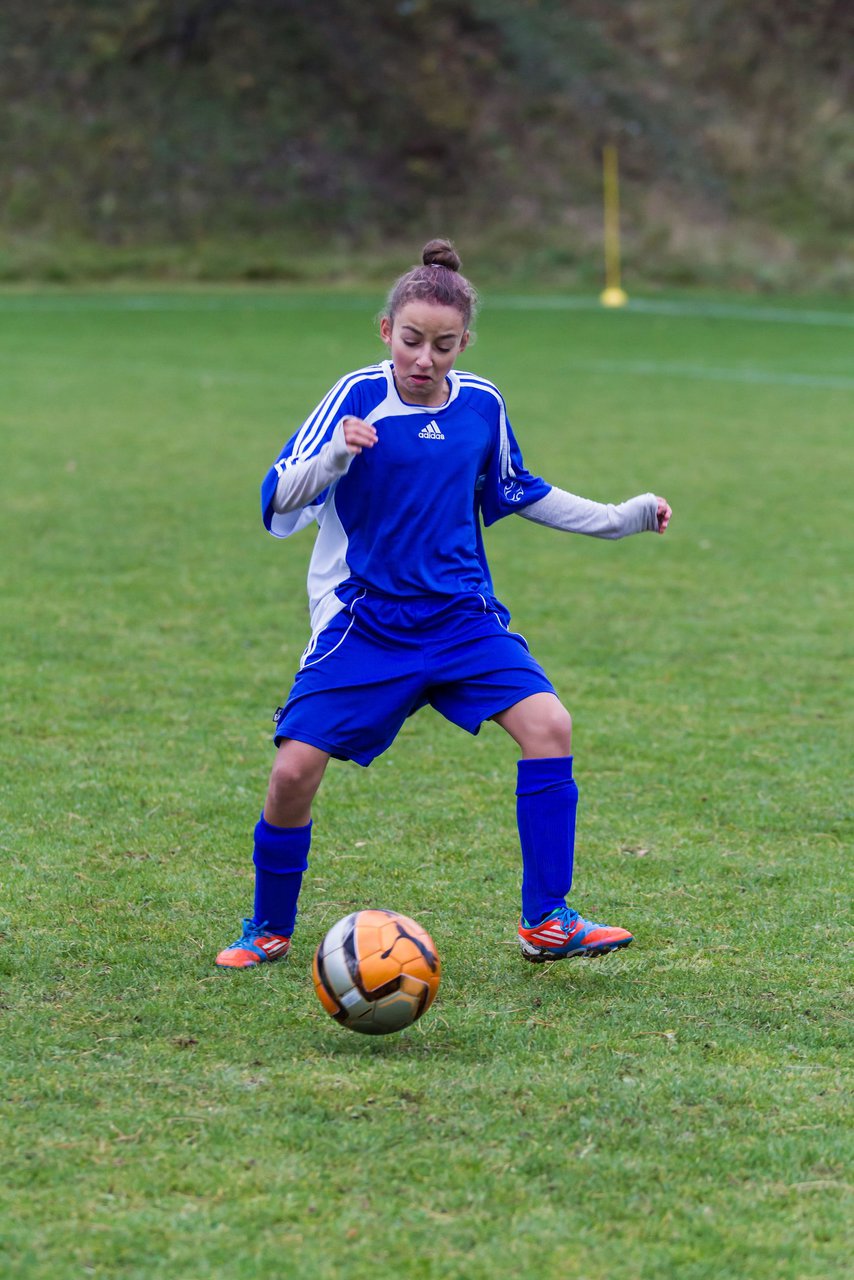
[215, 918, 292, 968]
[517, 905, 633, 962]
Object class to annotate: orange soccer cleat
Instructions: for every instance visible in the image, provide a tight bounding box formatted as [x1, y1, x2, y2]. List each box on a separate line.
[215, 918, 292, 968]
[518, 905, 633, 963]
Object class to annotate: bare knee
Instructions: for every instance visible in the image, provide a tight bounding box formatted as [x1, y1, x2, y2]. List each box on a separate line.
[531, 700, 573, 757]
[265, 740, 329, 827]
[494, 693, 573, 757]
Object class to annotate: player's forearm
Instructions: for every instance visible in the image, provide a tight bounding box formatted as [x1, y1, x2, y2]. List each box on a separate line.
[272, 420, 354, 514]
[519, 486, 658, 538]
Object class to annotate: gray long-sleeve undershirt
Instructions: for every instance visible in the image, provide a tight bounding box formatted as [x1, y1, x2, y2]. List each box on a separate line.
[272, 419, 658, 537]
[519, 486, 659, 537]
[271, 420, 355, 514]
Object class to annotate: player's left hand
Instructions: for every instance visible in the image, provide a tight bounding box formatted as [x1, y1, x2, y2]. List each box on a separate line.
[656, 497, 672, 533]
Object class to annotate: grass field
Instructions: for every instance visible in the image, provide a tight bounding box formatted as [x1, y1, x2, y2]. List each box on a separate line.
[1, 287, 851, 1279]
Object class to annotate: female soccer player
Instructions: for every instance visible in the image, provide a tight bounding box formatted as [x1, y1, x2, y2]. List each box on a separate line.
[216, 239, 671, 969]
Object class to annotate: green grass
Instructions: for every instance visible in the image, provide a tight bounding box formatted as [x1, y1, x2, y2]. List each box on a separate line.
[0, 288, 851, 1279]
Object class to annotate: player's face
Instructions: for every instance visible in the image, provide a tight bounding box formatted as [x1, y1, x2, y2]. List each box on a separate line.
[381, 301, 469, 406]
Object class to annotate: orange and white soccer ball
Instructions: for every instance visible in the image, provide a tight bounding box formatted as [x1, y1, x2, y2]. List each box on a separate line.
[312, 909, 440, 1035]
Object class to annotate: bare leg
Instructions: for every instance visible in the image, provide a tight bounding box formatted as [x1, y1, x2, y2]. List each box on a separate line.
[492, 692, 572, 757]
[264, 738, 331, 827]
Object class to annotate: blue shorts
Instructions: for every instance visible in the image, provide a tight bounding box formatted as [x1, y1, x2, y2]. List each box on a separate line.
[275, 589, 556, 766]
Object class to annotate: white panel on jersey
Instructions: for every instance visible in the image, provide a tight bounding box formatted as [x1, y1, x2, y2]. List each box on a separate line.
[305, 490, 352, 633]
[269, 505, 318, 539]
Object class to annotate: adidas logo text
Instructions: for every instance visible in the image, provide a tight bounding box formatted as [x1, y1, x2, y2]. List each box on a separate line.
[418, 420, 445, 440]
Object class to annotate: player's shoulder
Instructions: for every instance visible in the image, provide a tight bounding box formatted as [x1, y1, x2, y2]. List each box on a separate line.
[452, 369, 507, 418]
[331, 362, 388, 396]
[289, 363, 388, 457]
[453, 369, 505, 402]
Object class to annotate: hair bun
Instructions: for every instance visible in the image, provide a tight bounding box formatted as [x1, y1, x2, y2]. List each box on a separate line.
[422, 238, 461, 273]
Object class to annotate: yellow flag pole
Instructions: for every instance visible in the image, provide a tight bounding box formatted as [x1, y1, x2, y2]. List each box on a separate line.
[600, 144, 628, 307]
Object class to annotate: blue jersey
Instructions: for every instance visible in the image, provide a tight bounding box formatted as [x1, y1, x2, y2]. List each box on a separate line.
[261, 360, 551, 628]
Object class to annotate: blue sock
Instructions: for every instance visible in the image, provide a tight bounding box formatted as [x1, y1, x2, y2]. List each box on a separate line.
[516, 756, 577, 926]
[252, 814, 311, 936]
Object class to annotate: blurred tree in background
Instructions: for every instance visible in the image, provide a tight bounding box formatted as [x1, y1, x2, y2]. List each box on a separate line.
[0, 0, 850, 286]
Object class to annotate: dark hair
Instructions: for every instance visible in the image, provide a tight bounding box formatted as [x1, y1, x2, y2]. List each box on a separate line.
[383, 238, 478, 330]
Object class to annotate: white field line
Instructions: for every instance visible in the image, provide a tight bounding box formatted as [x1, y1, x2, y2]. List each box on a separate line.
[562, 358, 854, 391]
[0, 291, 851, 327]
[0, 347, 849, 393]
[486, 295, 854, 328]
[3, 346, 848, 391]
[1, 293, 849, 391]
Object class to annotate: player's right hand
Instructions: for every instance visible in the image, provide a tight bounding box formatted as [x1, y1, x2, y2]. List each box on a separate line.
[341, 417, 378, 454]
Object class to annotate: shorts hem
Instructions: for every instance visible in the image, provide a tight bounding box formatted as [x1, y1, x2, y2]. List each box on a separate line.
[273, 725, 377, 769]
[460, 683, 558, 736]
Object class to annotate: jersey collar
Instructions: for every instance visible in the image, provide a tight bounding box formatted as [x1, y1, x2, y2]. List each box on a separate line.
[383, 360, 461, 412]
